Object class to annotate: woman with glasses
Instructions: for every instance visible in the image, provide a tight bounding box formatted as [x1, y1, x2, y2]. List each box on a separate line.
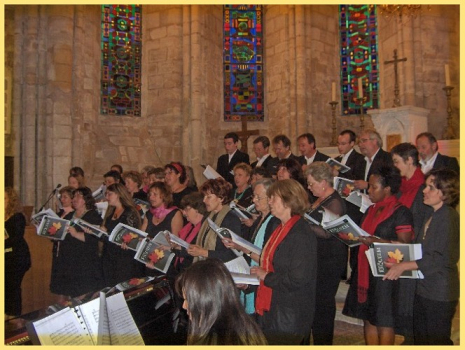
[223, 178, 280, 314]
[187, 178, 241, 263]
[164, 162, 195, 208]
[305, 162, 348, 345]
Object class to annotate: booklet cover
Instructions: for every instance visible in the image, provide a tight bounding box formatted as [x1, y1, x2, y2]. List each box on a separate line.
[133, 198, 150, 219]
[115, 276, 155, 292]
[326, 158, 350, 174]
[229, 230, 262, 256]
[71, 218, 107, 238]
[322, 214, 372, 247]
[108, 223, 147, 251]
[96, 201, 109, 219]
[365, 242, 424, 279]
[92, 185, 106, 202]
[168, 232, 190, 249]
[207, 218, 242, 256]
[36, 216, 70, 240]
[134, 236, 174, 274]
[229, 201, 253, 220]
[31, 208, 59, 227]
[334, 177, 356, 198]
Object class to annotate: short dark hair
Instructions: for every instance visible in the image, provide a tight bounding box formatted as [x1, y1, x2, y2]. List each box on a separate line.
[339, 129, 356, 143]
[72, 187, 96, 210]
[164, 162, 187, 184]
[416, 132, 437, 144]
[180, 192, 208, 216]
[272, 134, 291, 148]
[251, 166, 271, 178]
[297, 133, 316, 148]
[147, 167, 165, 180]
[200, 178, 232, 205]
[70, 166, 85, 177]
[425, 169, 459, 207]
[277, 158, 304, 182]
[111, 164, 123, 174]
[224, 132, 239, 143]
[391, 143, 420, 167]
[104, 170, 122, 183]
[371, 166, 402, 195]
[253, 136, 270, 149]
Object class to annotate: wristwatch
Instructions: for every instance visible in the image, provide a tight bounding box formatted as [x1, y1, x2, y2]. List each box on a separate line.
[246, 251, 253, 257]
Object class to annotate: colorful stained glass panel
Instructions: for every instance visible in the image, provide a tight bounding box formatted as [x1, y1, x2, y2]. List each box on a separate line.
[224, 5, 263, 122]
[101, 5, 141, 116]
[339, 5, 379, 115]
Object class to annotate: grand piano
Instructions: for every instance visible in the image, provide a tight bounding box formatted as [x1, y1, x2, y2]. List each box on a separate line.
[5, 275, 187, 345]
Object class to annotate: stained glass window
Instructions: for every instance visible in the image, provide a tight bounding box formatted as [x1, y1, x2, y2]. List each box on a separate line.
[224, 5, 263, 122]
[339, 5, 379, 115]
[101, 5, 141, 116]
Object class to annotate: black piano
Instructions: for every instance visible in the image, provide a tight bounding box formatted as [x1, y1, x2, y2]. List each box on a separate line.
[5, 275, 187, 345]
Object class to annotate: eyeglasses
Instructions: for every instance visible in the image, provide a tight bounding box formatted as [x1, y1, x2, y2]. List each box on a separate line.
[359, 138, 372, 143]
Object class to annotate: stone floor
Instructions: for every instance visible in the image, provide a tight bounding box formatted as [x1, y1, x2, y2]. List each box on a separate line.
[329, 281, 460, 345]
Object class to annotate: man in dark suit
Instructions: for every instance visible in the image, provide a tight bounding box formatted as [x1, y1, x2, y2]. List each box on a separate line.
[268, 134, 302, 175]
[251, 136, 274, 169]
[297, 133, 330, 170]
[334, 129, 366, 180]
[353, 128, 393, 192]
[416, 132, 460, 174]
[216, 132, 250, 187]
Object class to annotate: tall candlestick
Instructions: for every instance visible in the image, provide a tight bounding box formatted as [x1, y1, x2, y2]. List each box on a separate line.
[445, 64, 451, 86]
[358, 77, 363, 98]
[331, 82, 336, 101]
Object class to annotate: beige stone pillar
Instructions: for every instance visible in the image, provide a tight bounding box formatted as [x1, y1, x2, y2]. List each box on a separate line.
[294, 5, 307, 137]
[188, 5, 204, 182]
[397, 15, 416, 106]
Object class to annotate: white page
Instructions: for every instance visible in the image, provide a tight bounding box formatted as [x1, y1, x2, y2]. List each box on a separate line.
[32, 307, 93, 346]
[76, 297, 100, 345]
[106, 292, 145, 345]
[224, 256, 250, 274]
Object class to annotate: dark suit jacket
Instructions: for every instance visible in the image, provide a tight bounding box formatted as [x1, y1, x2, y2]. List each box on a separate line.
[267, 153, 302, 175]
[365, 148, 393, 181]
[251, 154, 275, 169]
[433, 153, 460, 174]
[216, 150, 250, 186]
[298, 150, 330, 166]
[335, 149, 366, 180]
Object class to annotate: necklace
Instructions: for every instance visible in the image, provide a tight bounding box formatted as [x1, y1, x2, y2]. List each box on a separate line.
[73, 209, 88, 220]
[113, 207, 124, 220]
[234, 186, 250, 201]
[423, 216, 432, 240]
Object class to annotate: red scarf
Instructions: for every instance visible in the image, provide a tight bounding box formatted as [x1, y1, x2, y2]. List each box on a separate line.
[255, 215, 301, 315]
[358, 195, 400, 303]
[399, 167, 424, 208]
[174, 221, 202, 266]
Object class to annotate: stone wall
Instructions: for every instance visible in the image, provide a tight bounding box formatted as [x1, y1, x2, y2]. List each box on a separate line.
[7, 5, 459, 207]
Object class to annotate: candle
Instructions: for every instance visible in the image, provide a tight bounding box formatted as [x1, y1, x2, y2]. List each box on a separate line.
[445, 64, 451, 86]
[358, 77, 363, 98]
[331, 82, 336, 101]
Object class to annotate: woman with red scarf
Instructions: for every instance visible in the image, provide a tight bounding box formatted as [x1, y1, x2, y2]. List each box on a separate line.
[391, 142, 432, 344]
[342, 166, 413, 345]
[250, 179, 317, 345]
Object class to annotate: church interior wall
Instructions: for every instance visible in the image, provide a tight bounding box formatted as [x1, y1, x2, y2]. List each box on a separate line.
[5, 5, 459, 208]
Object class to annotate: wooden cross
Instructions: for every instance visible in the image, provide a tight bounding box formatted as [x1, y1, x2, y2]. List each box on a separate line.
[237, 115, 259, 153]
[384, 49, 407, 107]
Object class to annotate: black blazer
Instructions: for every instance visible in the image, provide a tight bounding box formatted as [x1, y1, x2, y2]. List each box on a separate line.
[298, 150, 330, 166]
[267, 153, 303, 175]
[251, 154, 275, 169]
[365, 148, 393, 181]
[335, 149, 366, 180]
[216, 150, 250, 186]
[433, 153, 460, 174]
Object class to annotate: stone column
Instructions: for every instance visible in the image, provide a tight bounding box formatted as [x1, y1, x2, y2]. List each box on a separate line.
[295, 5, 308, 139]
